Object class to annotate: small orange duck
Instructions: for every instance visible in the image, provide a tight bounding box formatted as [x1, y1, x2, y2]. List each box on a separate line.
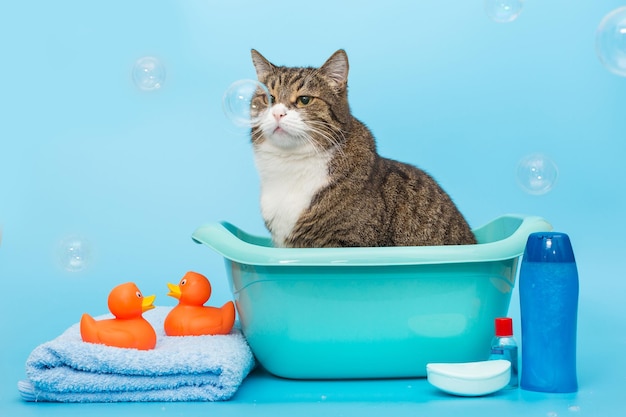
[164, 271, 235, 336]
[80, 282, 157, 350]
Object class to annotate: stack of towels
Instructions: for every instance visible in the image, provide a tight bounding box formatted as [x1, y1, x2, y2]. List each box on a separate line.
[18, 306, 255, 402]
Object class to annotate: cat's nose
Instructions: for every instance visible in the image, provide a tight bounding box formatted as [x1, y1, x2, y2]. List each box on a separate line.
[272, 104, 287, 122]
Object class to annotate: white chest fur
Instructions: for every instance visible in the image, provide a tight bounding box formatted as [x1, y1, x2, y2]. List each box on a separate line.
[254, 142, 332, 247]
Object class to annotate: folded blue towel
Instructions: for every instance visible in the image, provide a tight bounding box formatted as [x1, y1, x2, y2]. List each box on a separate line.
[18, 306, 255, 402]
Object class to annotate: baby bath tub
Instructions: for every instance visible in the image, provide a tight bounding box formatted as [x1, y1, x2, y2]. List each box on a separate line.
[191, 214, 551, 379]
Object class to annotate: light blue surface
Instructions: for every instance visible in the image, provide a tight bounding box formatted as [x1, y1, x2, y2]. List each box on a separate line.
[1, 1, 626, 416]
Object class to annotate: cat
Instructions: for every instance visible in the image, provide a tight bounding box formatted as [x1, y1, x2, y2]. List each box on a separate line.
[248, 49, 476, 248]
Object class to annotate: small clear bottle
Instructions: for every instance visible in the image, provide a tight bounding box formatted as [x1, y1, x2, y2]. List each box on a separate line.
[489, 317, 518, 389]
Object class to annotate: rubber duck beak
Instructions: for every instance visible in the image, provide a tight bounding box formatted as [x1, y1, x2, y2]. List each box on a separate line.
[142, 294, 156, 312]
[167, 283, 181, 300]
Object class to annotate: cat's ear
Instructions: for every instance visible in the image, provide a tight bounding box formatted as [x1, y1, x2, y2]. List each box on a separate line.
[251, 49, 274, 81]
[320, 50, 349, 88]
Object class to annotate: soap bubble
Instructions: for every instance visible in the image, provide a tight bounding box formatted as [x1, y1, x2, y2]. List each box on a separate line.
[516, 153, 559, 195]
[596, 7, 626, 77]
[222, 79, 271, 127]
[132, 56, 166, 91]
[485, 0, 524, 23]
[57, 235, 91, 272]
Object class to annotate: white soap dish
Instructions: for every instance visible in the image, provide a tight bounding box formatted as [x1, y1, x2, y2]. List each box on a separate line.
[426, 359, 511, 396]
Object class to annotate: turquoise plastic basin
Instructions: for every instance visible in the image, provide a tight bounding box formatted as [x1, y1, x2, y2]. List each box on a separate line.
[191, 214, 552, 379]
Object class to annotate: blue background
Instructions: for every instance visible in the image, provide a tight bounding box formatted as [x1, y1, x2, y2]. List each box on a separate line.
[1, 1, 625, 416]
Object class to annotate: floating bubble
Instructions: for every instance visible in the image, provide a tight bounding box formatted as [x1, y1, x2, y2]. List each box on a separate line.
[222, 79, 271, 127]
[596, 7, 626, 77]
[516, 153, 559, 195]
[57, 235, 91, 272]
[485, 0, 524, 23]
[132, 56, 166, 91]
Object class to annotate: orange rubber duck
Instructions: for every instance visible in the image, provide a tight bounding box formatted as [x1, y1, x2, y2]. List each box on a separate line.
[80, 282, 157, 350]
[164, 271, 235, 336]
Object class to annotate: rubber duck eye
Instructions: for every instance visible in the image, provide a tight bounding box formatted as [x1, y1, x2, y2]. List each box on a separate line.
[296, 96, 312, 107]
[181, 279, 187, 286]
[136, 291, 142, 299]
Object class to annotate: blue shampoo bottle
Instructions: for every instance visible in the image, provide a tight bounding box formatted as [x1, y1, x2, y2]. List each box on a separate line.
[519, 232, 579, 393]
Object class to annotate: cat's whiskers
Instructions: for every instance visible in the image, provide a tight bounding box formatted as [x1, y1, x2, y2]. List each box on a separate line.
[304, 120, 347, 158]
[250, 126, 265, 144]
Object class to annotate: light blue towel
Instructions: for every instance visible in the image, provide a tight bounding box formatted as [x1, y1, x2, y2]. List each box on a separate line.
[18, 306, 255, 402]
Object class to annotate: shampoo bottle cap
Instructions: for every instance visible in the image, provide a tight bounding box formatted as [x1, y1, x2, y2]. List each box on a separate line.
[495, 317, 513, 337]
[523, 232, 576, 263]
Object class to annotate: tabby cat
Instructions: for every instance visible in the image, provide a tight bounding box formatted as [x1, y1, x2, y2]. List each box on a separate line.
[249, 49, 476, 248]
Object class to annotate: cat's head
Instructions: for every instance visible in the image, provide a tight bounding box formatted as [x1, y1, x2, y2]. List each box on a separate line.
[250, 49, 351, 152]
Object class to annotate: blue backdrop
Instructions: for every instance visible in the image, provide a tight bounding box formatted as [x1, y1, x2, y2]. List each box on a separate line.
[1, 1, 625, 416]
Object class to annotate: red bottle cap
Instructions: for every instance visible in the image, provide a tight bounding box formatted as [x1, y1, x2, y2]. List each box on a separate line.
[495, 317, 513, 337]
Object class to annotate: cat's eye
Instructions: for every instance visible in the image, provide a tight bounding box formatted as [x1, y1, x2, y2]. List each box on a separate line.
[262, 94, 275, 105]
[296, 96, 313, 107]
